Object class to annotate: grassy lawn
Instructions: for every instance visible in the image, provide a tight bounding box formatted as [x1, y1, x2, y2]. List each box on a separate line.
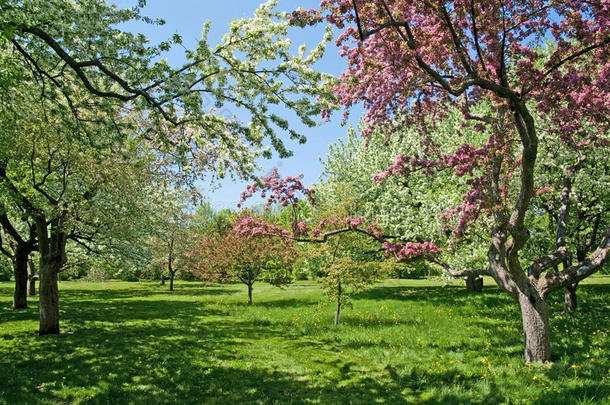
[0, 277, 608, 404]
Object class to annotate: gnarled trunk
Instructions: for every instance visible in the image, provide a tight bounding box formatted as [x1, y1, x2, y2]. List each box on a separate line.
[36, 217, 67, 335]
[12, 247, 29, 309]
[518, 291, 551, 364]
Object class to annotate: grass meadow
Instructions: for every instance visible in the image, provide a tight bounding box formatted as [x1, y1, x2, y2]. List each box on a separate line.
[0, 277, 608, 404]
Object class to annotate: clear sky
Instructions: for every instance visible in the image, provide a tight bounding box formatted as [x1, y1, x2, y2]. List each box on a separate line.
[116, 0, 363, 210]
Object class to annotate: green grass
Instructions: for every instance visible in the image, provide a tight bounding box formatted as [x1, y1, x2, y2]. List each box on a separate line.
[0, 277, 608, 404]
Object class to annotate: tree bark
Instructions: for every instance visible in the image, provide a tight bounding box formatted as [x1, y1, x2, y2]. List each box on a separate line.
[167, 239, 174, 291]
[27, 259, 37, 296]
[36, 217, 67, 335]
[465, 274, 483, 292]
[39, 259, 60, 335]
[334, 282, 342, 326]
[12, 247, 29, 309]
[160, 274, 165, 285]
[247, 283, 253, 305]
[518, 291, 551, 364]
[564, 282, 578, 311]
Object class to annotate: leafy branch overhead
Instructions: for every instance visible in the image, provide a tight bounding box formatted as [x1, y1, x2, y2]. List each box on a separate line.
[1, 0, 336, 176]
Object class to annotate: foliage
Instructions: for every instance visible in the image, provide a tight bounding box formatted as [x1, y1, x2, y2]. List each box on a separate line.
[190, 215, 297, 304]
[189, 203, 234, 238]
[293, 0, 610, 363]
[1, 0, 335, 175]
[320, 255, 379, 303]
[0, 0, 337, 333]
[316, 117, 491, 276]
[0, 254, 11, 281]
[0, 278, 608, 404]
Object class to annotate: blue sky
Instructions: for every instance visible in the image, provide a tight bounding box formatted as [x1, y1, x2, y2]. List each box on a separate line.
[117, 0, 363, 210]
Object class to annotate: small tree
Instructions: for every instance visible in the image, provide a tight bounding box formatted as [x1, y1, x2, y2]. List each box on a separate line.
[323, 257, 378, 325]
[192, 223, 296, 305]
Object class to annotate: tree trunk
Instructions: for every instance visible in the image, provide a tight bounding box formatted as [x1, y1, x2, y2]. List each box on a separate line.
[334, 282, 341, 326]
[518, 291, 551, 364]
[12, 247, 29, 309]
[39, 259, 60, 335]
[465, 274, 483, 292]
[160, 274, 165, 285]
[167, 239, 174, 291]
[247, 283, 253, 305]
[27, 259, 37, 296]
[564, 282, 578, 311]
[36, 217, 67, 336]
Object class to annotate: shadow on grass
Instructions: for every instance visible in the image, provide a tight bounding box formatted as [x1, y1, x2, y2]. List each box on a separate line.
[0, 315, 431, 404]
[1, 281, 608, 404]
[60, 286, 238, 301]
[250, 297, 319, 309]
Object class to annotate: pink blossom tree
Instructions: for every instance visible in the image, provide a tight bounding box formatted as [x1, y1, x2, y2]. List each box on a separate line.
[287, 0, 610, 363]
[190, 213, 296, 305]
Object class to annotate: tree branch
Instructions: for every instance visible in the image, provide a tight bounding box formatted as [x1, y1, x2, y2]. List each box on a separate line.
[538, 224, 610, 298]
[426, 255, 489, 278]
[527, 246, 569, 279]
[543, 36, 610, 79]
[556, 156, 586, 248]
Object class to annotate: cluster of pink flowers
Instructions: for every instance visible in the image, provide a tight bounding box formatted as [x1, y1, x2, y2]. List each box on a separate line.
[535, 185, 553, 196]
[292, 221, 310, 237]
[344, 216, 366, 229]
[289, 9, 323, 27]
[234, 216, 290, 238]
[238, 168, 315, 210]
[373, 144, 489, 186]
[300, 0, 609, 246]
[311, 217, 340, 238]
[367, 222, 383, 239]
[382, 241, 441, 261]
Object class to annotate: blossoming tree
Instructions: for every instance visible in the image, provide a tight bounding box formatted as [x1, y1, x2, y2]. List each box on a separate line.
[191, 219, 296, 305]
[288, 0, 610, 363]
[0, 0, 333, 334]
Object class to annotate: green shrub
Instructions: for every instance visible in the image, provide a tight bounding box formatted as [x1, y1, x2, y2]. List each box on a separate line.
[0, 256, 12, 281]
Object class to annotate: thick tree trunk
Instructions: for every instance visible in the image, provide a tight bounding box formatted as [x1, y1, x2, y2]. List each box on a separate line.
[160, 274, 165, 285]
[247, 283, 253, 305]
[518, 291, 551, 364]
[27, 259, 37, 296]
[36, 217, 67, 336]
[465, 274, 483, 292]
[12, 248, 29, 309]
[39, 260, 60, 335]
[564, 282, 578, 311]
[169, 272, 174, 291]
[334, 282, 342, 326]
